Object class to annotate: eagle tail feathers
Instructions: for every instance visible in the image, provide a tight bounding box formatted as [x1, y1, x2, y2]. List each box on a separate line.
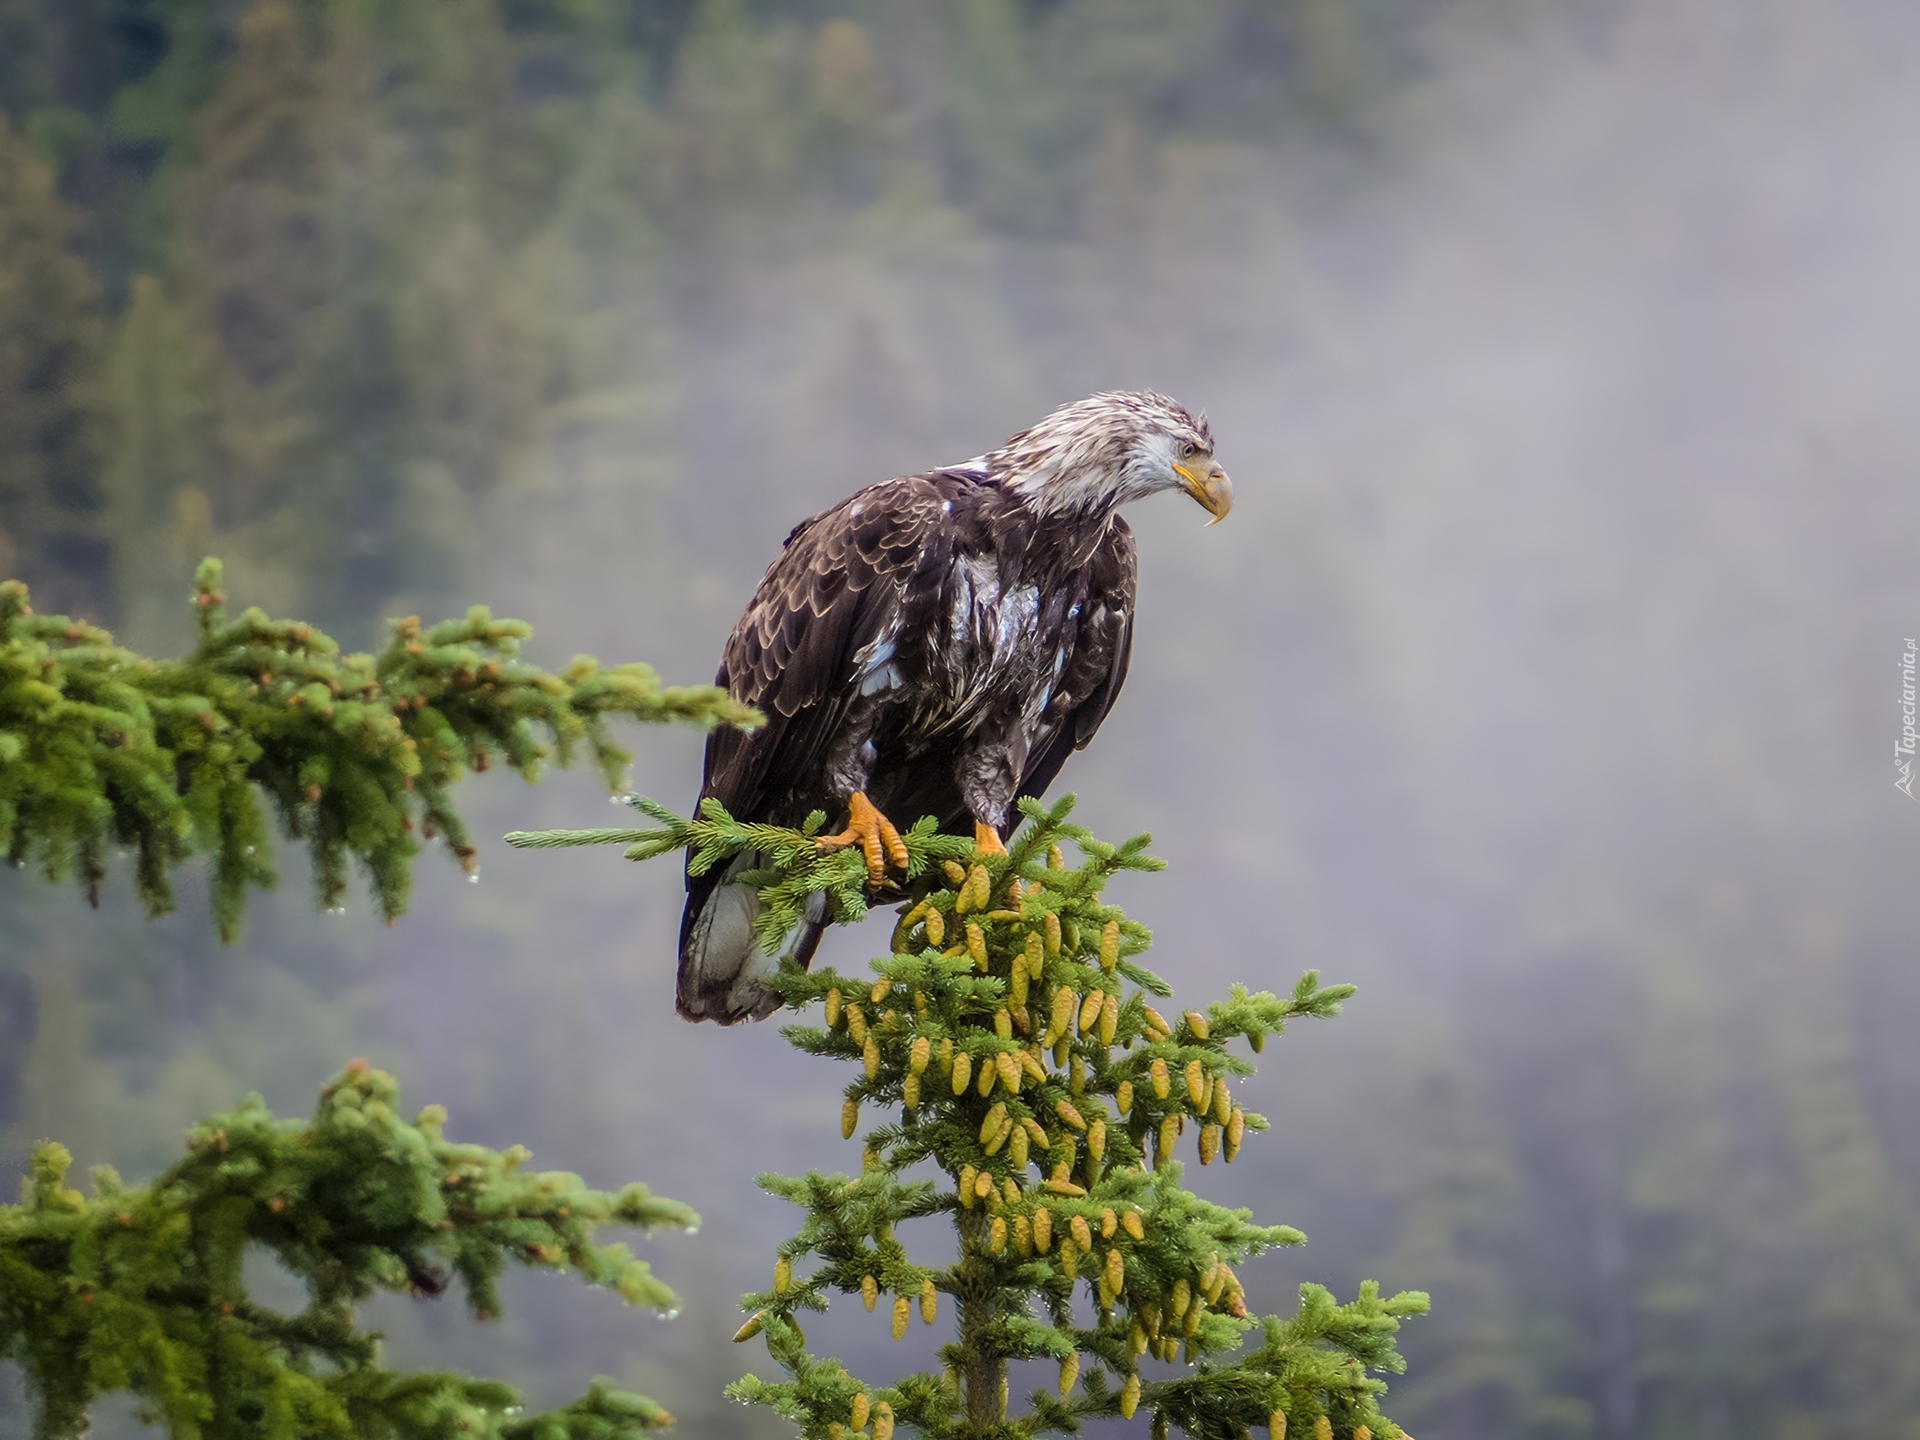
[676, 852, 781, 1024]
[676, 855, 831, 1024]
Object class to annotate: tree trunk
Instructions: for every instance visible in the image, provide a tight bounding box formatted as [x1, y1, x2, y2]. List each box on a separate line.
[955, 1212, 1004, 1433]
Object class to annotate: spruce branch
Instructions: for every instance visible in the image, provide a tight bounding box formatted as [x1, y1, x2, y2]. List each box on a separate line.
[0, 561, 758, 938]
[534, 792, 1427, 1437]
[0, 1060, 696, 1439]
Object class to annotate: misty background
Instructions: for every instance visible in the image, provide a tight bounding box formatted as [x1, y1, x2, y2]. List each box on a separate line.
[4, 2, 1919, 1436]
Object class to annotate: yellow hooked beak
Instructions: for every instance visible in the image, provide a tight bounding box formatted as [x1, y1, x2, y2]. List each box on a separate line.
[1174, 461, 1234, 525]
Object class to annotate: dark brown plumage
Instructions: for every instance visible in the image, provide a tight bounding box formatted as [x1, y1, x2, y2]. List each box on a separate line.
[677, 391, 1231, 1023]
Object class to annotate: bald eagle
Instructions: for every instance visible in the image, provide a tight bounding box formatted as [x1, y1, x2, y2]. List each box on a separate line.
[678, 391, 1232, 1023]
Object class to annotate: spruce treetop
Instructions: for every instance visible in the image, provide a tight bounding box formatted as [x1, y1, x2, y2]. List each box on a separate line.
[512, 794, 1428, 1439]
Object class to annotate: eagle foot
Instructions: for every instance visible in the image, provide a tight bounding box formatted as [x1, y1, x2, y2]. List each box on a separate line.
[973, 821, 1007, 857]
[817, 791, 910, 885]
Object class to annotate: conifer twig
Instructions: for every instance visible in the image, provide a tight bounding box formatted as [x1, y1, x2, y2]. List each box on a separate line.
[0, 1060, 696, 1438]
[509, 793, 978, 950]
[0, 560, 759, 939]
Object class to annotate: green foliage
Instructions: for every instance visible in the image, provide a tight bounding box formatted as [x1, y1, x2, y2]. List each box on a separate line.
[508, 795, 973, 950]
[526, 795, 1428, 1437]
[0, 558, 757, 939]
[0, 1060, 697, 1440]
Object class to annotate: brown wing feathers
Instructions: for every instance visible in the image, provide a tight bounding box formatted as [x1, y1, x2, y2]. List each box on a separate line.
[679, 469, 1136, 1023]
[697, 478, 939, 828]
[1015, 516, 1137, 806]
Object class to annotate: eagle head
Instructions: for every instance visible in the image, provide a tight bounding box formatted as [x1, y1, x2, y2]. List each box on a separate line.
[988, 391, 1233, 524]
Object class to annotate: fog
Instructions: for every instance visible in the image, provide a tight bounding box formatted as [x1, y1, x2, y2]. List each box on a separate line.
[6, 3, 1920, 1436]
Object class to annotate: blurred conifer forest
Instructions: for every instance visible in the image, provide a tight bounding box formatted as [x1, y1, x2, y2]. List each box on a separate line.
[5, 2, 1920, 1437]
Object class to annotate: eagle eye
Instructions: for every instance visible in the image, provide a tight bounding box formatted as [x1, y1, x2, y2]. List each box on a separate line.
[1180, 441, 1197, 459]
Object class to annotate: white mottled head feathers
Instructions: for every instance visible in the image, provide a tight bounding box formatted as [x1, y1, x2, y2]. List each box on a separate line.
[987, 391, 1228, 522]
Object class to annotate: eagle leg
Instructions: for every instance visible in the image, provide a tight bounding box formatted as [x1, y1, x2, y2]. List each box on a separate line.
[973, 821, 1007, 857]
[817, 790, 910, 884]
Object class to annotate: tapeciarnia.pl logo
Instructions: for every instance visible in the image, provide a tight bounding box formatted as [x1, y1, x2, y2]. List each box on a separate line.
[1899, 638, 1917, 798]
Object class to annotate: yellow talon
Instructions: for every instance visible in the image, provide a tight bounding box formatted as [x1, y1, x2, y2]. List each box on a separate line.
[974, 820, 1007, 856]
[817, 791, 910, 883]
